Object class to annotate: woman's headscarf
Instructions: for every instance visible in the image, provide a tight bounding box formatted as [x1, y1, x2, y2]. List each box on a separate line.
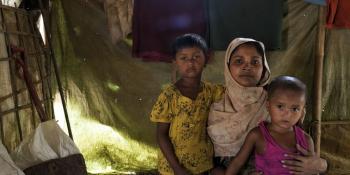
[207, 38, 271, 157]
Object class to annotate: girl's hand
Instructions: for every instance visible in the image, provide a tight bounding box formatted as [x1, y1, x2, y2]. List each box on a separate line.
[281, 144, 327, 174]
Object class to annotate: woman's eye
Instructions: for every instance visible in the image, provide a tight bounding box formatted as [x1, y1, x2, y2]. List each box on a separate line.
[234, 59, 243, 64]
[252, 59, 261, 65]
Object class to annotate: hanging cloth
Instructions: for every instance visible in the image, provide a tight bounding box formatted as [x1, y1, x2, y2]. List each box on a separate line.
[304, 0, 327, 6]
[207, 0, 283, 51]
[326, 0, 350, 29]
[132, 0, 208, 62]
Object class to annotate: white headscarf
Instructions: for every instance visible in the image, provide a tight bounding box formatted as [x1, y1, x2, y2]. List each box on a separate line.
[207, 38, 271, 157]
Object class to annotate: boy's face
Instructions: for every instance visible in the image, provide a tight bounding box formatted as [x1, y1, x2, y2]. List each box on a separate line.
[267, 89, 306, 130]
[229, 44, 263, 87]
[174, 47, 206, 79]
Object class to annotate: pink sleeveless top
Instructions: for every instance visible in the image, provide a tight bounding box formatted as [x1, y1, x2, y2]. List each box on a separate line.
[255, 122, 309, 175]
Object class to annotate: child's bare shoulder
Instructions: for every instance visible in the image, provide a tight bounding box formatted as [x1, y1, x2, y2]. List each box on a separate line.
[247, 126, 263, 140]
[296, 127, 312, 140]
[301, 129, 313, 143]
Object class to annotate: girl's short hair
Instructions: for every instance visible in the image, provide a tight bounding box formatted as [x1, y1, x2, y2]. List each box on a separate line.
[171, 33, 209, 61]
[267, 76, 307, 100]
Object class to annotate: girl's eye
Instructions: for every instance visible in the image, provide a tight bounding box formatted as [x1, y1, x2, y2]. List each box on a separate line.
[291, 108, 300, 112]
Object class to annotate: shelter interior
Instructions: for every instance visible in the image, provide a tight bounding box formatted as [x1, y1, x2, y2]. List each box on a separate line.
[0, 0, 350, 174]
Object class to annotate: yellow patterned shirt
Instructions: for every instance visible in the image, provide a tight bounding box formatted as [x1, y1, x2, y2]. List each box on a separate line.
[150, 82, 224, 175]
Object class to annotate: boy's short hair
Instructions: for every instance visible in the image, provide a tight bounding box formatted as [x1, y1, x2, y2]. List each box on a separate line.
[267, 76, 307, 100]
[171, 33, 209, 61]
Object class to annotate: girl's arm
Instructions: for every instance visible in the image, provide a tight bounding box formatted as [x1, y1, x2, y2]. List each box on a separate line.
[157, 122, 189, 175]
[225, 128, 260, 175]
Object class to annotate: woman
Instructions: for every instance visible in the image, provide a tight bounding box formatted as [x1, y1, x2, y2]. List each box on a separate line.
[207, 38, 327, 175]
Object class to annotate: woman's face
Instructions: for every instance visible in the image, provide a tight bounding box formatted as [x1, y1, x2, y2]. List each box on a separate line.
[229, 44, 264, 87]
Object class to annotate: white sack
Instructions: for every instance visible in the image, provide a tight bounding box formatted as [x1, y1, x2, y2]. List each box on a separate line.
[12, 120, 81, 170]
[0, 141, 25, 175]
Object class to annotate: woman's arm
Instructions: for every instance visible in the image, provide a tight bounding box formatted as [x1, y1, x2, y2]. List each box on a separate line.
[225, 128, 260, 175]
[282, 136, 327, 175]
[157, 123, 189, 175]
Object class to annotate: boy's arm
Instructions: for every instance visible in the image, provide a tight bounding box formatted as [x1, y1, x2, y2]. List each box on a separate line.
[225, 128, 260, 175]
[157, 122, 189, 175]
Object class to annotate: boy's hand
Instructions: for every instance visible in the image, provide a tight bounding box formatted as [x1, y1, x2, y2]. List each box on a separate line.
[281, 144, 327, 174]
[173, 166, 190, 175]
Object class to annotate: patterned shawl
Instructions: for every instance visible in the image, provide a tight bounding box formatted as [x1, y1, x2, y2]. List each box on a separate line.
[208, 38, 271, 157]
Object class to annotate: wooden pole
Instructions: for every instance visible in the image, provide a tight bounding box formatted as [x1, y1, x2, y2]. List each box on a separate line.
[313, 6, 326, 156]
[0, 7, 23, 141]
[37, 0, 74, 139]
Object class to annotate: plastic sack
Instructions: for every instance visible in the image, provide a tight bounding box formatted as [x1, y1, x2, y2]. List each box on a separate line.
[0, 141, 25, 175]
[11, 120, 81, 170]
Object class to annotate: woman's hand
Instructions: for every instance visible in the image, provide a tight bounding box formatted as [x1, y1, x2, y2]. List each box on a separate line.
[281, 144, 327, 174]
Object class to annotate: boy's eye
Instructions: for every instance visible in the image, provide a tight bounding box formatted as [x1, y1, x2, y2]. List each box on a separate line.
[193, 55, 201, 59]
[276, 104, 283, 109]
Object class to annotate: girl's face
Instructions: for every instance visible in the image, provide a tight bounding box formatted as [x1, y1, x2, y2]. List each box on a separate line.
[267, 89, 306, 131]
[174, 47, 206, 79]
[229, 44, 264, 87]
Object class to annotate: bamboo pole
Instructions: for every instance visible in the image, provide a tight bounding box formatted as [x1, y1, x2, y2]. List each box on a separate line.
[37, 0, 74, 139]
[0, 5, 5, 144]
[0, 73, 52, 104]
[0, 5, 28, 14]
[317, 120, 350, 125]
[0, 50, 50, 61]
[28, 13, 48, 125]
[0, 98, 52, 116]
[0, 29, 42, 38]
[14, 7, 39, 133]
[312, 6, 326, 156]
[0, 7, 23, 141]
[0, 107, 4, 144]
[0, 57, 10, 61]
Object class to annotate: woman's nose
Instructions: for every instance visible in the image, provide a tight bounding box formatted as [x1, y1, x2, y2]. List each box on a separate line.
[242, 62, 251, 70]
